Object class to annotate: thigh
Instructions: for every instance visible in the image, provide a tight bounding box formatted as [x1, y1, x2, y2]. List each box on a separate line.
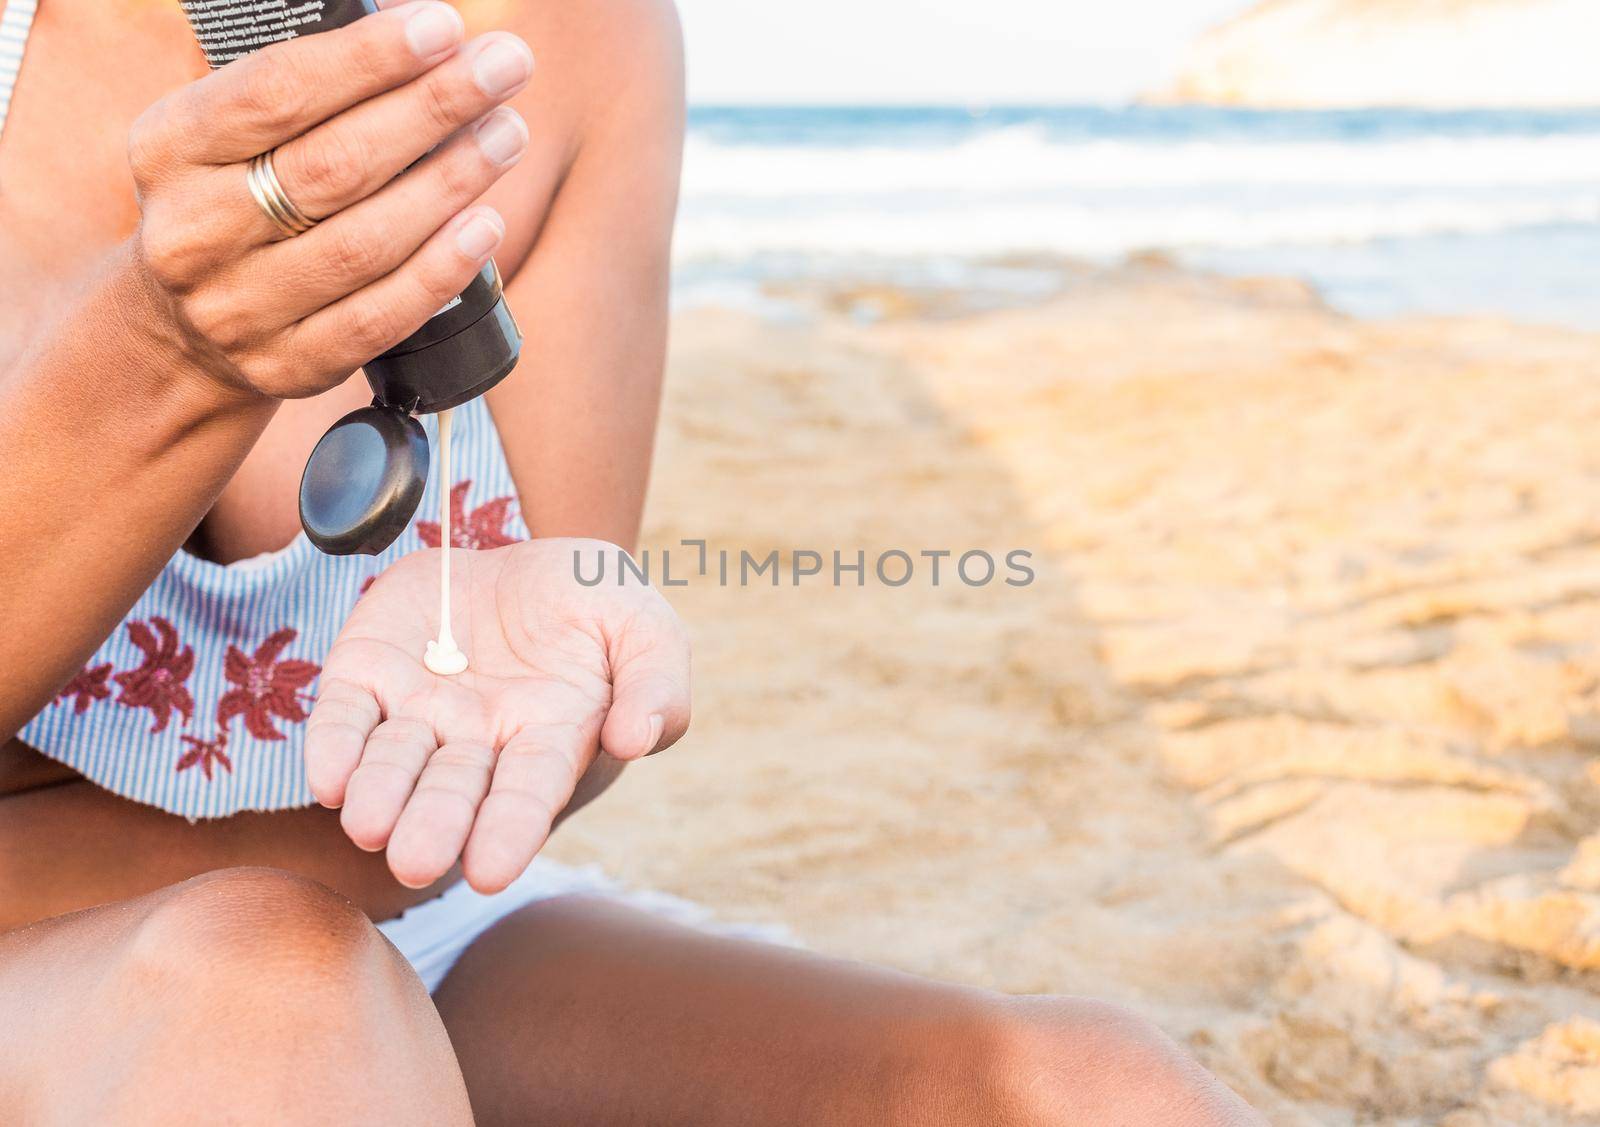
[434, 897, 1263, 1127]
[433, 896, 1004, 1127]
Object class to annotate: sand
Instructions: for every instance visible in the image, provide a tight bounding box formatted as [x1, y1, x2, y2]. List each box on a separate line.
[543, 259, 1600, 1124]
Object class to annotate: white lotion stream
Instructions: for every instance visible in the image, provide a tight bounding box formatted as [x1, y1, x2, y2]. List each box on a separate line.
[423, 408, 469, 676]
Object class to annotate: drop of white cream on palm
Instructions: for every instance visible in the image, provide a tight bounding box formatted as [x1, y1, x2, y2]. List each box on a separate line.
[424, 408, 470, 677]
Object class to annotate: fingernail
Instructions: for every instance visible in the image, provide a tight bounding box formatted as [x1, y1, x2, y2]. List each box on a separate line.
[644, 713, 665, 755]
[405, 3, 464, 60]
[472, 36, 535, 97]
[475, 109, 528, 166]
[455, 210, 504, 258]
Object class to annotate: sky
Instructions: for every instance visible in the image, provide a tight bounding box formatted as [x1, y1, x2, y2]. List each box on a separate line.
[676, 0, 1255, 106]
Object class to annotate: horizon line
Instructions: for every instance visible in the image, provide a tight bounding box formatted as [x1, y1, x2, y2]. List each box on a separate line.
[685, 101, 1600, 114]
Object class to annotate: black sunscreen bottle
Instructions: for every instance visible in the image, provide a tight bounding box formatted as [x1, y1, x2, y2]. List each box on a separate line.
[179, 0, 523, 556]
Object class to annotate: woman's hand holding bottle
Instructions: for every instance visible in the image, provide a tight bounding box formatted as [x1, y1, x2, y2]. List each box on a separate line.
[127, 1, 535, 401]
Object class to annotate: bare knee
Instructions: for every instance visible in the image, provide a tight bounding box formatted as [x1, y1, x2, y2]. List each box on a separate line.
[116, 866, 447, 1049]
[954, 997, 1265, 1127]
[86, 868, 469, 1125]
[122, 867, 388, 995]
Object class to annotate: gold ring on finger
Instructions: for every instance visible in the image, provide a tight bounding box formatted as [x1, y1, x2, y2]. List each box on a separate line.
[246, 149, 317, 239]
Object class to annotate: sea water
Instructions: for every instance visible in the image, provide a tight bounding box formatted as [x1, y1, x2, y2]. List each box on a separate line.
[676, 105, 1600, 328]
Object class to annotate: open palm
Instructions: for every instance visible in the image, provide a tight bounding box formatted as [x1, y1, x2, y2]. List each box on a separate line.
[304, 538, 690, 893]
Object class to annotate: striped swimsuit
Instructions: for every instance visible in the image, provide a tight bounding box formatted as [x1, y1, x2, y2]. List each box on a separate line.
[0, 0, 36, 134]
[20, 399, 529, 819]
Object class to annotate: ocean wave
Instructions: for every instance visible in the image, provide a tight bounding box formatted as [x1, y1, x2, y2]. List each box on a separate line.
[682, 126, 1600, 197]
[673, 109, 1600, 325]
[674, 194, 1600, 262]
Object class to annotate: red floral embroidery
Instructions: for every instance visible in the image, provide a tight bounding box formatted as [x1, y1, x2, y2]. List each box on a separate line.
[114, 618, 196, 734]
[177, 732, 233, 780]
[58, 663, 113, 714]
[217, 628, 321, 741]
[417, 481, 519, 549]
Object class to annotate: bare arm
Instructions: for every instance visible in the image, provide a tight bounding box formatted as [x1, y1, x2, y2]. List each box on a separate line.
[0, 257, 276, 739]
[482, 0, 686, 552]
[0, 6, 537, 740]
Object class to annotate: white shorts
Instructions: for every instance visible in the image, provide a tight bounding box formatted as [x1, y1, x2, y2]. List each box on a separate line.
[376, 857, 794, 993]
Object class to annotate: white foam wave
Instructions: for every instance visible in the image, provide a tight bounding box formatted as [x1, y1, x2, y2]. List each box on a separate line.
[676, 124, 1600, 262]
[675, 195, 1599, 262]
[684, 126, 1600, 197]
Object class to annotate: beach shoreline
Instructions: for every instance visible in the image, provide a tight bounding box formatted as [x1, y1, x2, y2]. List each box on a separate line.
[675, 104, 1600, 334]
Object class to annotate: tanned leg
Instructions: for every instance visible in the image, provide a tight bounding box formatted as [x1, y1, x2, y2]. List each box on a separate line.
[435, 896, 1265, 1127]
[0, 868, 471, 1125]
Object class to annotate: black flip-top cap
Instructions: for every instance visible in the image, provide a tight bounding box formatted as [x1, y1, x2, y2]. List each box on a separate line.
[299, 405, 430, 556]
[364, 295, 522, 415]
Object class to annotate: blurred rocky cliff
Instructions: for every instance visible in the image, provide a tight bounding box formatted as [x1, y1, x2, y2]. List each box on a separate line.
[1153, 0, 1597, 108]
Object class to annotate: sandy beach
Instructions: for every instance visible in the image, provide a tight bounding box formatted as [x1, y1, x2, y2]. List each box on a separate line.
[544, 262, 1600, 1125]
